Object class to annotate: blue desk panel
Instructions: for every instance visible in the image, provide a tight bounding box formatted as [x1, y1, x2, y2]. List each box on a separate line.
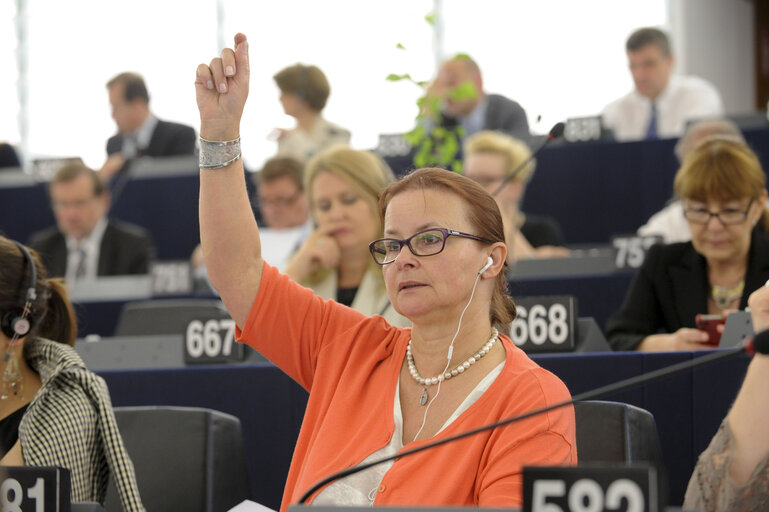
[96, 350, 751, 509]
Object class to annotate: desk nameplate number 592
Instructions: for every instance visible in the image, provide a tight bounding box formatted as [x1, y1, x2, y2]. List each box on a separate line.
[1, 466, 71, 512]
[184, 318, 245, 364]
[523, 465, 658, 512]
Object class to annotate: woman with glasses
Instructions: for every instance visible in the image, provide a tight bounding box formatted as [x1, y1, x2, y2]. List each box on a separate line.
[606, 137, 769, 351]
[283, 145, 408, 326]
[196, 34, 576, 509]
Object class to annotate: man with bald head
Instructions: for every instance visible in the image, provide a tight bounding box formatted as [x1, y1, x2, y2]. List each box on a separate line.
[637, 118, 745, 243]
[602, 27, 724, 142]
[424, 54, 531, 145]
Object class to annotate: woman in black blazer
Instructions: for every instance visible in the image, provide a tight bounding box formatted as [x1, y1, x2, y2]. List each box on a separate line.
[606, 137, 769, 351]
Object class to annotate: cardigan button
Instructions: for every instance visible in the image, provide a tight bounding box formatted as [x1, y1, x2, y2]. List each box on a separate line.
[378, 484, 386, 493]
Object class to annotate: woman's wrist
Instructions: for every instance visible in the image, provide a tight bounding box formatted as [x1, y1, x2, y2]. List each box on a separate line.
[200, 119, 241, 142]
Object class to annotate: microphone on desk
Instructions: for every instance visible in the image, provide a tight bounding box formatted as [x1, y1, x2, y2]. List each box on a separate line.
[296, 329, 769, 505]
[491, 122, 566, 198]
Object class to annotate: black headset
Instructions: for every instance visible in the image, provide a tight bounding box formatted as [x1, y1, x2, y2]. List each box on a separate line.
[1, 241, 38, 340]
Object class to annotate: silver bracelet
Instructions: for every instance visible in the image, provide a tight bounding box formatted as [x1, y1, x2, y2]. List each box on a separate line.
[199, 136, 242, 170]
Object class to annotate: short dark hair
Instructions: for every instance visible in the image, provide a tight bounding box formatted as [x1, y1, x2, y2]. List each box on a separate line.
[626, 28, 671, 56]
[107, 72, 150, 104]
[50, 161, 106, 197]
[273, 64, 330, 112]
[255, 156, 305, 190]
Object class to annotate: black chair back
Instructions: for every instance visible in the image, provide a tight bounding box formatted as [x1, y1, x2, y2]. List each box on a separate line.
[104, 406, 251, 512]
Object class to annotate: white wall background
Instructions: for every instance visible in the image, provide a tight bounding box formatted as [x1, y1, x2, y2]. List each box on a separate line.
[0, 0, 757, 172]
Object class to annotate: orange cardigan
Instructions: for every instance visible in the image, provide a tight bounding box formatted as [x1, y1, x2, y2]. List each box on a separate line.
[237, 263, 577, 510]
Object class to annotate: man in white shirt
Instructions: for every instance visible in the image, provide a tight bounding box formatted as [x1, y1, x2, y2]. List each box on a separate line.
[28, 161, 155, 281]
[252, 156, 312, 270]
[602, 27, 724, 142]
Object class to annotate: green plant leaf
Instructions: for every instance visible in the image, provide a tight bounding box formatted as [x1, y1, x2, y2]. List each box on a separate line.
[448, 82, 478, 101]
[396, 42, 406, 50]
[425, 12, 437, 26]
[386, 73, 412, 82]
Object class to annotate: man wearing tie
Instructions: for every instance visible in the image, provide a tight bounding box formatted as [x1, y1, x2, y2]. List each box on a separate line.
[602, 27, 724, 142]
[28, 161, 155, 281]
[100, 72, 197, 177]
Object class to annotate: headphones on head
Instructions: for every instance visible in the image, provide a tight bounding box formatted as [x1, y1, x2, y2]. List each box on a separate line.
[478, 256, 493, 275]
[1, 242, 38, 340]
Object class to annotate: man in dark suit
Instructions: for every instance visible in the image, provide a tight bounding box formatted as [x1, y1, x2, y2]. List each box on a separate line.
[425, 55, 531, 146]
[100, 72, 197, 177]
[28, 161, 155, 280]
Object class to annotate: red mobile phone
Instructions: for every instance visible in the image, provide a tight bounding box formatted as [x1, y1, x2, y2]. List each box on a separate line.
[695, 314, 726, 346]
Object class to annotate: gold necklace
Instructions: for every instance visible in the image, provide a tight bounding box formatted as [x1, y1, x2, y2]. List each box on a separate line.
[711, 279, 745, 310]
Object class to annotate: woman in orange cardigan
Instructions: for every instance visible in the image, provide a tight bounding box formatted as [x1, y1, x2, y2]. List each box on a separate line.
[195, 33, 576, 510]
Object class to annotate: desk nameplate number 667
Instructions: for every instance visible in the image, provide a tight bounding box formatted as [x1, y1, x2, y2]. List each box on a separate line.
[184, 318, 245, 364]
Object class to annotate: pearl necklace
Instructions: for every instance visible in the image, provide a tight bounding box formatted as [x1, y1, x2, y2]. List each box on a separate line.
[407, 328, 499, 406]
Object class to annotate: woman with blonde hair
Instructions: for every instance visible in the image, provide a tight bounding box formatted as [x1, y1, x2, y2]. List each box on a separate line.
[463, 130, 569, 263]
[606, 137, 769, 351]
[284, 144, 407, 326]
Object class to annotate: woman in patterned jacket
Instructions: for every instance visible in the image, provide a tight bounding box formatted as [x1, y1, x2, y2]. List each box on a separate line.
[0, 236, 143, 511]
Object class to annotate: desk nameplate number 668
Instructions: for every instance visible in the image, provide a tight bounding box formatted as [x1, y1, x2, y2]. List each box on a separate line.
[509, 295, 577, 353]
[184, 318, 245, 364]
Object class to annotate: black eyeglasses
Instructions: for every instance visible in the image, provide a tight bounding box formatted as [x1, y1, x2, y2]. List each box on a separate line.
[258, 190, 303, 209]
[369, 228, 493, 265]
[683, 199, 754, 225]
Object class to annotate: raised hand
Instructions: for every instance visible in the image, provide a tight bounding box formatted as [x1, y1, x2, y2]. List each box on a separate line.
[195, 33, 250, 142]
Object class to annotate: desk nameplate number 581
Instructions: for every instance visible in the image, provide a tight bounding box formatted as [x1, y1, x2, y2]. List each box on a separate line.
[184, 318, 245, 364]
[523, 465, 658, 512]
[1, 466, 71, 512]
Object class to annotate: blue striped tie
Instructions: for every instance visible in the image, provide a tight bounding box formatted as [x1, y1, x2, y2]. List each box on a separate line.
[645, 103, 658, 140]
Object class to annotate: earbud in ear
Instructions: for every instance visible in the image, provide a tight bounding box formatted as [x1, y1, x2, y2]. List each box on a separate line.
[478, 256, 493, 275]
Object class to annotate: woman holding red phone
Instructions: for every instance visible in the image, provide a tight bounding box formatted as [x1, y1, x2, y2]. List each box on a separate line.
[606, 137, 769, 351]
